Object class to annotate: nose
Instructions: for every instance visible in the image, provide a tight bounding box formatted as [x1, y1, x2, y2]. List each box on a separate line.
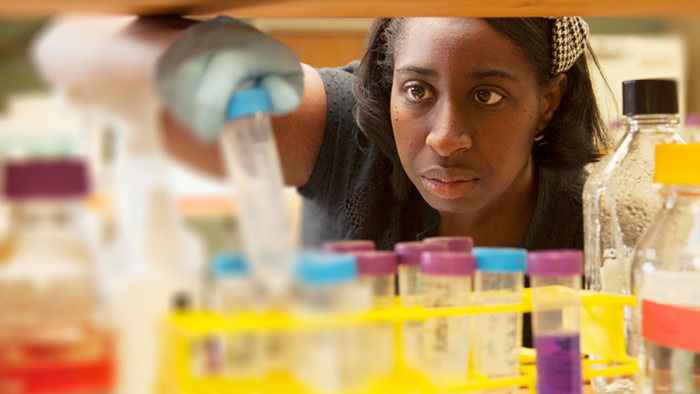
[425, 101, 473, 158]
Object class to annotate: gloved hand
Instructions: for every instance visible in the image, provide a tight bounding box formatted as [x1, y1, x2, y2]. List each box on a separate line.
[156, 16, 304, 141]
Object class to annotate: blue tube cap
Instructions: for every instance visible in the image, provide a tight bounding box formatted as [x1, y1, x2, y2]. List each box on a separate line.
[211, 251, 250, 277]
[294, 252, 357, 287]
[472, 247, 527, 273]
[225, 87, 272, 119]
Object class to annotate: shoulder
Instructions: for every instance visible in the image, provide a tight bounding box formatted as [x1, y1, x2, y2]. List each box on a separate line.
[314, 61, 361, 143]
[522, 164, 585, 250]
[317, 61, 360, 95]
[299, 62, 390, 203]
[318, 60, 360, 78]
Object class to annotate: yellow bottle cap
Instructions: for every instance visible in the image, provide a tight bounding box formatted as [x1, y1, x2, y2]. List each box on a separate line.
[654, 143, 700, 185]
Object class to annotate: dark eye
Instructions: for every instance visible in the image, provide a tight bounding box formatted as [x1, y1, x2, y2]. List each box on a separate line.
[404, 84, 434, 102]
[473, 89, 504, 105]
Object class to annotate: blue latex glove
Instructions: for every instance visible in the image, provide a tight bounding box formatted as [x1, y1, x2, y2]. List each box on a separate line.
[156, 16, 303, 141]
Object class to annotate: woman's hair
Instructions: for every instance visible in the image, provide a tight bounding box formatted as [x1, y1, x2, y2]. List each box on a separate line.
[353, 18, 609, 198]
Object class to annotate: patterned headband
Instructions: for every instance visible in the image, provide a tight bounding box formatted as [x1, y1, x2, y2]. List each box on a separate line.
[550, 17, 590, 75]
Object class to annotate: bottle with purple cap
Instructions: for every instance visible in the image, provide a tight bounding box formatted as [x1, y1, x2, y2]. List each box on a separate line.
[353, 251, 398, 379]
[0, 159, 114, 394]
[528, 250, 584, 394]
[420, 251, 475, 385]
[353, 251, 396, 308]
[394, 242, 445, 374]
[395, 241, 446, 307]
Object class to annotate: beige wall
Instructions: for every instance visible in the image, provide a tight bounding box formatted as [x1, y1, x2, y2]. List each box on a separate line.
[253, 18, 371, 68]
[258, 17, 700, 118]
[271, 31, 366, 68]
[665, 18, 700, 116]
[2, 17, 700, 114]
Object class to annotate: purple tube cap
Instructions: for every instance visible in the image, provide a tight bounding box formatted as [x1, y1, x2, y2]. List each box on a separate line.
[5, 159, 89, 199]
[395, 241, 446, 266]
[527, 249, 583, 277]
[421, 251, 476, 276]
[352, 251, 397, 276]
[423, 236, 474, 252]
[322, 240, 376, 253]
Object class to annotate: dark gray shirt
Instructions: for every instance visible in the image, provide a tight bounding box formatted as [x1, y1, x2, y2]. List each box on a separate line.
[298, 62, 585, 252]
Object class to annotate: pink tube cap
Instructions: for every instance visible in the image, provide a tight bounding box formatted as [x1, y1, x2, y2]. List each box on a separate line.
[352, 251, 397, 276]
[395, 241, 446, 266]
[5, 159, 89, 199]
[527, 249, 583, 277]
[420, 251, 476, 276]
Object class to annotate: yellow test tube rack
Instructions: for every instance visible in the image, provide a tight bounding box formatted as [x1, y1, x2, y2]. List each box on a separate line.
[156, 289, 636, 394]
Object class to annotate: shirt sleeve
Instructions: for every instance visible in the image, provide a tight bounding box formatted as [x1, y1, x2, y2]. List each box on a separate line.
[297, 61, 362, 203]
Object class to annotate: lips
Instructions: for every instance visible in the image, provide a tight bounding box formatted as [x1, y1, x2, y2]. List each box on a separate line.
[419, 167, 480, 200]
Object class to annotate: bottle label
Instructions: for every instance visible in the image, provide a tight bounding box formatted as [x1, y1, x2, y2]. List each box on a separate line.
[641, 270, 700, 353]
[641, 299, 700, 353]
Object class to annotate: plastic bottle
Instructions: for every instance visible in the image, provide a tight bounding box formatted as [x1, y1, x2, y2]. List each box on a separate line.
[353, 251, 397, 379]
[220, 87, 296, 301]
[210, 251, 255, 310]
[0, 159, 114, 394]
[394, 242, 445, 372]
[423, 236, 474, 252]
[528, 250, 583, 394]
[631, 144, 700, 393]
[322, 239, 376, 254]
[292, 252, 370, 394]
[197, 252, 261, 380]
[353, 251, 397, 308]
[472, 247, 527, 394]
[108, 189, 201, 394]
[395, 242, 446, 307]
[584, 79, 684, 293]
[583, 79, 684, 394]
[420, 251, 475, 385]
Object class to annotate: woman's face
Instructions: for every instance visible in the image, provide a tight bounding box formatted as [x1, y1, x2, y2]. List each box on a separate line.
[391, 18, 557, 214]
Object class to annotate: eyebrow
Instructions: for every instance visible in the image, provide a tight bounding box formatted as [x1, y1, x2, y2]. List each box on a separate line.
[395, 66, 518, 82]
[395, 65, 437, 77]
[470, 69, 518, 81]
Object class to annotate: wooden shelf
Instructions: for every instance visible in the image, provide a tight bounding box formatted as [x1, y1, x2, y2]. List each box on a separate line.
[2, 0, 700, 17]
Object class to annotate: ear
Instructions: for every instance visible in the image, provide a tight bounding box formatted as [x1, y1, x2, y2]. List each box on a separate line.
[537, 74, 567, 131]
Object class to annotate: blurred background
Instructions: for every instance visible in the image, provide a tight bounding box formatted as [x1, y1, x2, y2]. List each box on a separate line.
[2, 16, 698, 262]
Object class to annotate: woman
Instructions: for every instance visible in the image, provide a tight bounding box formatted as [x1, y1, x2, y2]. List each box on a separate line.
[157, 17, 608, 250]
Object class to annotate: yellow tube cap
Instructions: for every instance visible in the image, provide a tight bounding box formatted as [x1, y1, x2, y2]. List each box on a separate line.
[654, 143, 700, 185]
